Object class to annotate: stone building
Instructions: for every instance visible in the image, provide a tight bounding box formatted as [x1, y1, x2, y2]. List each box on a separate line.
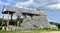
[2, 6, 52, 30]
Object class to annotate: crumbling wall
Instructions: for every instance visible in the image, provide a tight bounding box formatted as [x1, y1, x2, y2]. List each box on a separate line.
[20, 15, 51, 30]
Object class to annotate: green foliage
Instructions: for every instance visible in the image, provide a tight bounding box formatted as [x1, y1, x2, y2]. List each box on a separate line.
[0, 18, 3, 26]
[19, 18, 24, 24]
[0, 18, 24, 26]
[9, 19, 17, 26]
[50, 22, 60, 29]
[56, 24, 60, 29]
[9, 18, 24, 26]
[50, 22, 58, 25]
[0, 29, 54, 33]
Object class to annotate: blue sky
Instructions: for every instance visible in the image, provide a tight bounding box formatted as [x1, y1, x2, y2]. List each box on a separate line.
[0, 0, 60, 23]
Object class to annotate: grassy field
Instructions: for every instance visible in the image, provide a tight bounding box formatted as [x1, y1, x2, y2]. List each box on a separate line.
[0, 29, 60, 33]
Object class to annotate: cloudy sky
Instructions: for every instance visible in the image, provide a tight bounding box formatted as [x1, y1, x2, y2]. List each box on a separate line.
[0, 0, 60, 23]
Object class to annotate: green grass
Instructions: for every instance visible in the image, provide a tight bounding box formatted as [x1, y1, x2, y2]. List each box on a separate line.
[0, 29, 58, 33]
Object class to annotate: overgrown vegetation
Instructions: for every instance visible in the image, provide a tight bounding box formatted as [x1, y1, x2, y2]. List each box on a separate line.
[0, 18, 24, 26]
[0, 29, 58, 33]
[50, 22, 60, 29]
[0, 18, 3, 26]
[0, 18, 60, 30]
[8, 18, 24, 26]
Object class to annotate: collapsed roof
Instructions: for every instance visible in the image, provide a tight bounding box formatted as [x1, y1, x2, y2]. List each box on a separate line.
[2, 6, 41, 15]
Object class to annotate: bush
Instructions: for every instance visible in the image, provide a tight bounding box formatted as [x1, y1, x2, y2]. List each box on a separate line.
[50, 22, 60, 29]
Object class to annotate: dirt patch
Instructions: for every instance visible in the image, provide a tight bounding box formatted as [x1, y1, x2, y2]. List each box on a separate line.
[41, 31, 60, 33]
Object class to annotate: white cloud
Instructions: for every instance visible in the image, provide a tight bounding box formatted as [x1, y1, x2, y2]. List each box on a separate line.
[15, 4, 23, 8]
[48, 19, 53, 22]
[15, 0, 33, 7]
[0, 1, 4, 5]
[0, 14, 17, 19]
[47, 3, 60, 9]
[47, 18, 57, 22]
[14, 0, 40, 8]
[0, 1, 10, 6]
[20, 0, 33, 5]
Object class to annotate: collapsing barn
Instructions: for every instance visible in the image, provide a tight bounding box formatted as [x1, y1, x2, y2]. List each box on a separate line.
[2, 6, 52, 30]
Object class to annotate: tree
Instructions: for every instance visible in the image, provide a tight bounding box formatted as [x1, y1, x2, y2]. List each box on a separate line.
[8, 18, 24, 26]
[50, 22, 58, 25]
[50, 22, 60, 29]
[0, 18, 3, 26]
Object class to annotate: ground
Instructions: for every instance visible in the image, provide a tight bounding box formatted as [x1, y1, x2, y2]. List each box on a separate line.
[0, 29, 60, 33]
[45, 31, 60, 33]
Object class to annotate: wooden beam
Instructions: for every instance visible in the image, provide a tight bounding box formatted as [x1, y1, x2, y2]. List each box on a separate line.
[11, 14, 13, 22]
[17, 15, 20, 27]
[6, 12, 9, 30]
